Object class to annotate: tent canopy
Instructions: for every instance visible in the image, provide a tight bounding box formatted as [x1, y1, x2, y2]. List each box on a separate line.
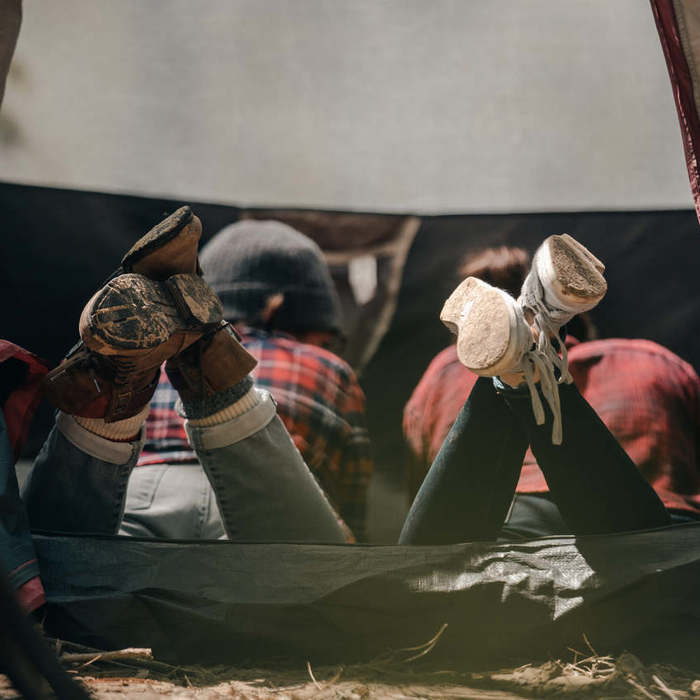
[0, 0, 692, 213]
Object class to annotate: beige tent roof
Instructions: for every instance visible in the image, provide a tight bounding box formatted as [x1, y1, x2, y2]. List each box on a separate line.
[0, 0, 692, 213]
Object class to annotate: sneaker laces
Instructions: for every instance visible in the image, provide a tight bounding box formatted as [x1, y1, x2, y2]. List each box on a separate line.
[518, 270, 574, 386]
[515, 270, 575, 445]
[517, 339, 564, 445]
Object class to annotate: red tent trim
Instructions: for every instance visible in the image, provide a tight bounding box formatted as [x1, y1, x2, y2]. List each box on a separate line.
[651, 0, 700, 224]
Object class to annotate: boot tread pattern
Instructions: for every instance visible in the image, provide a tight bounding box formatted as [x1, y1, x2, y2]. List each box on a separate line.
[82, 274, 222, 353]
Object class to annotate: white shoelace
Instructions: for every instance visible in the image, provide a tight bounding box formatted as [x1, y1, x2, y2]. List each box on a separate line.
[516, 271, 576, 445]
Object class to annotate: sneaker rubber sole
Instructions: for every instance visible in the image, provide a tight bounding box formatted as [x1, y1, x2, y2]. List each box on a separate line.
[79, 273, 223, 355]
[536, 234, 607, 311]
[440, 277, 531, 376]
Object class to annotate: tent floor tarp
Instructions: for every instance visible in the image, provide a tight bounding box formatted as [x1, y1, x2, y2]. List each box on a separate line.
[35, 523, 700, 669]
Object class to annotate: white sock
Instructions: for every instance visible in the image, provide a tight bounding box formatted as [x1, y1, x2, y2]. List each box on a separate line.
[74, 404, 150, 441]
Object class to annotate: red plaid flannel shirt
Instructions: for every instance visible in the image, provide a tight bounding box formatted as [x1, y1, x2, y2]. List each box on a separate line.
[139, 328, 373, 540]
[404, 338, 700, 515]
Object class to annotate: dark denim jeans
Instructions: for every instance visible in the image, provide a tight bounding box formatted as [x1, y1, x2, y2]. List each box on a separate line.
[399, 378, 671, 544]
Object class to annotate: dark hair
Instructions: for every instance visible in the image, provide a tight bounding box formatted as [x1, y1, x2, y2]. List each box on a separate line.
[458, 246, 530, 298]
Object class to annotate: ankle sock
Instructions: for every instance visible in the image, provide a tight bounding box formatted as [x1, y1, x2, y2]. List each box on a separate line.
[74, 404, 150, 441]
[184, 377, 260, 425]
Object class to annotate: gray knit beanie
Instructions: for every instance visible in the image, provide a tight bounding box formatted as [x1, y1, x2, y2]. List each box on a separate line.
[200, 219, 343, 334]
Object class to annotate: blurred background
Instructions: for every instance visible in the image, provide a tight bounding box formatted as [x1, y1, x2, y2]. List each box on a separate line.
[2, 0, 698, 541]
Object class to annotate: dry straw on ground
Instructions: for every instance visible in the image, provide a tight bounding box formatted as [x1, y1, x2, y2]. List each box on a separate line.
[1, 629, 699, 699]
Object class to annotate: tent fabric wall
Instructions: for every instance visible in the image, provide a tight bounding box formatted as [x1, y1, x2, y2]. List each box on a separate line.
[34, 524, 700, 668]
[0, 0, 692, 213]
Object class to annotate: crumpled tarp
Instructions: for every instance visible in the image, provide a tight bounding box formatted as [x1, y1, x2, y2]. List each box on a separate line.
[35, 522, 700, 668]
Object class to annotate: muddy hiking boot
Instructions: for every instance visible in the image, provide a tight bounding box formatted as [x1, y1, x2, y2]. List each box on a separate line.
[43, 206, 257, 422]
[43, 273, 224, 421]
[120, 204, 257, 414]
[441, 233, 607, 445]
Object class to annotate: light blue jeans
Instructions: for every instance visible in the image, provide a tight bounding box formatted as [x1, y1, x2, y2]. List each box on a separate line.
[21, 390, 347, 543]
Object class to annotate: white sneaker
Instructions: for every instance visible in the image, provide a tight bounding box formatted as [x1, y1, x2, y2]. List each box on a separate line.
[440, 235, 606, 445]
[440, 277, 532, 377]
[519, 233, 607, 385]
[441, 276, 562, 442]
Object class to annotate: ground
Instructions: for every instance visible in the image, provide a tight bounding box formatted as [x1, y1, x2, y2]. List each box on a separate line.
[2, 639, 700, 699]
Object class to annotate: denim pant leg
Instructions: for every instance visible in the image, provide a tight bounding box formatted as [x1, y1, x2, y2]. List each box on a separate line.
[184, 389, 347, 543]
[499, 381, 671, 535]
[21, 413, 143, 535]
[399, 377, 529, 545]
[0, 411, 40, 589]
[120, 463, 227, 540]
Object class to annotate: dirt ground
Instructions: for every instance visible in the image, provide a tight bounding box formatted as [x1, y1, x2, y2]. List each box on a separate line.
[2, 645, 700, 700]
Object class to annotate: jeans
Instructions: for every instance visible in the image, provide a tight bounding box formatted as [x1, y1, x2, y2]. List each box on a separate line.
[21, 389, 347, 543]
[0, 411, 39, 589]
[120, 463, 226, 539]
[399, 378, 671, 544]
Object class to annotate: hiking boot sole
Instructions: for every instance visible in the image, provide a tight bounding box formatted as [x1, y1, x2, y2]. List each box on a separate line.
[121, 206, 202, 280]
[440, 277, 531, 375]
[536, 234, 607, 312]
[79, 273, 223, 355]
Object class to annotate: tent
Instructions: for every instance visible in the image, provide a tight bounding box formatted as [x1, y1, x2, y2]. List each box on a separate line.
[2, 0, 700, 670]
[3, 2, 699, 487]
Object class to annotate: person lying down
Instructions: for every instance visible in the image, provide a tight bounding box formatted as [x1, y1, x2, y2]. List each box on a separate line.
[400, 234, 671, 544]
